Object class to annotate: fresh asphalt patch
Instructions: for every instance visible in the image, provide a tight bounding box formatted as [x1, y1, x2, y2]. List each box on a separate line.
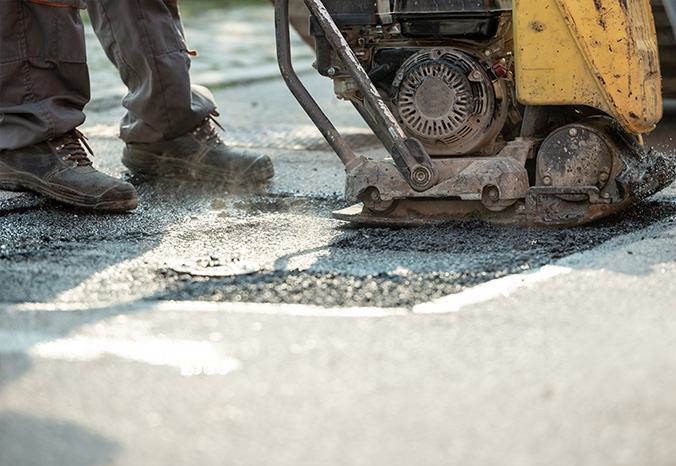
[157, 194, 676, 308]
[1, 174, 675, 308]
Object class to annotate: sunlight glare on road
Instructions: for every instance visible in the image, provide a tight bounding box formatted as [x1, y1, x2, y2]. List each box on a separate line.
[30, 334, 242, 377]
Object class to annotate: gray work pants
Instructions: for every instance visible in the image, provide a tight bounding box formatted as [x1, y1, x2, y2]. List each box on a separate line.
[0, 0, 216, 151]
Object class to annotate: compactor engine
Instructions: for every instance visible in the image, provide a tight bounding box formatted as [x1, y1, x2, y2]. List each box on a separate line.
[275, 0, 676, 226]
[314, 0, 515, 158]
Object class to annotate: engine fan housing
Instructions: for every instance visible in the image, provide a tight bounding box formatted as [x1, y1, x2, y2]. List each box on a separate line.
[392, 48, 507, 156]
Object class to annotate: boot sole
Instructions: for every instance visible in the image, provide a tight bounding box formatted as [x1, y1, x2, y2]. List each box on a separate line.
[122, 147, 274, 184]
[0, 168, 137, 212]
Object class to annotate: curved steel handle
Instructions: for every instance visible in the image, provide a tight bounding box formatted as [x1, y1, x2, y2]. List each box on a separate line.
[274, 0, 359, 169]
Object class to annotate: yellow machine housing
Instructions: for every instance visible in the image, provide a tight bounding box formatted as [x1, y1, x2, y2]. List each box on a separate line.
[514, 0, 662, 134]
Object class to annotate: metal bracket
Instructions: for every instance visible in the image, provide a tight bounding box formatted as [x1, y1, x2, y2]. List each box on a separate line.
[274, 0, 438, 191]
[525, 186, 610, 206]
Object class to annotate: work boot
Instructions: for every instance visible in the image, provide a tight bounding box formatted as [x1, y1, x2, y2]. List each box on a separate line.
[121, 113, 274, 184]
[0, 130, 138, 211]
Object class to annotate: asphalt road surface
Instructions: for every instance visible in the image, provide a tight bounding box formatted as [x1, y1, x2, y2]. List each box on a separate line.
[1, 7, 676, 466]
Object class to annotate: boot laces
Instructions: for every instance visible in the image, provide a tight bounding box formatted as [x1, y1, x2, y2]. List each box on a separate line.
[53, 129, 94, 167]
[191, 111, 224, 147]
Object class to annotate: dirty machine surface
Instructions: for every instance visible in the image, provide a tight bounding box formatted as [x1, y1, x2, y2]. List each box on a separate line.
[275, 0, 676, 226]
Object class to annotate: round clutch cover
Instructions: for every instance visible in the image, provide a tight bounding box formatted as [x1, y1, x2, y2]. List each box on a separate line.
[537, 124, 613, 190]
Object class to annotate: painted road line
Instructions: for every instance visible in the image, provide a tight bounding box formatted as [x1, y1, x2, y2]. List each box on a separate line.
[412, 265, 573, 314]
[2, 301, 408, 317]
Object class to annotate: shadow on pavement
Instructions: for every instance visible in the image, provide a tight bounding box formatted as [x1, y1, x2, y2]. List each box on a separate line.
[0, 412, 119, 466]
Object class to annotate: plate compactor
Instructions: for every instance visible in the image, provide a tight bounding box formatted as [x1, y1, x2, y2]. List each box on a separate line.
[275, 0, 676, 227]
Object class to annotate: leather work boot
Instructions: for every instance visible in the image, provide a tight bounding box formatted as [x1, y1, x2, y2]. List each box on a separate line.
[0, 130, 138, 211]
[121, 113, 274, 184]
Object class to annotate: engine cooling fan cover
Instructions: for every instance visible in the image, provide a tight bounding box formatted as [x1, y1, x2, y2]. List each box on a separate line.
[393, 48, 504, 156]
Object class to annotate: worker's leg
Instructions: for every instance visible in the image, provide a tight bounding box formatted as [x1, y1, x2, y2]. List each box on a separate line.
[86, 0, 215, 143]
[0, 0, 138, 211]
[0, 0, 89, 150]
[87, 0, 274, 183]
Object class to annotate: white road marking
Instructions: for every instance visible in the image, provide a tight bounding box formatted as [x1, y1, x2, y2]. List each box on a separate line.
[149, 301, 409, 317]
[4, 301, 409, 317]
[412, 265, 573, 314]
